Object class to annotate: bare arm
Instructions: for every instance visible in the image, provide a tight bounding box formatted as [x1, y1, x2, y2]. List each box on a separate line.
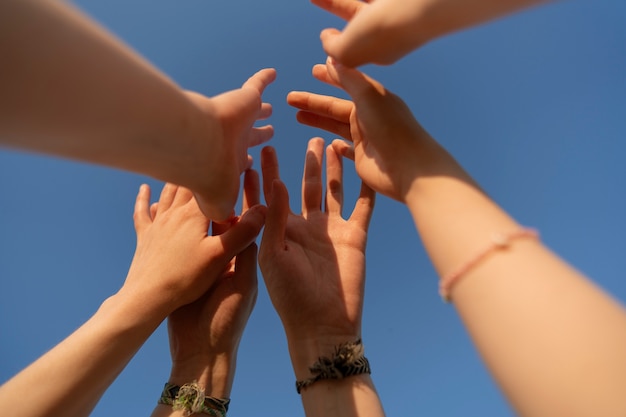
[0, 0, 275, 220]
[150, 171, 261, 417]
[313, 0, 549, 67]
[0, 183, 266, 417]
[287, 60, 626, 416]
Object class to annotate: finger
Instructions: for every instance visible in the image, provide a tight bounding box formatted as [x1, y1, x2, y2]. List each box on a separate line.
[312, 63, 341, 88]
[242, 169, 261, 213]
[295, 111, 352, 141]
[248, 125, 274, 148]
[261, 146, 281, 205]
[156, 183, 177, 215]
[325, 56, 386, 102]
[287, 91, 353, 123]
[325, 144, 344, 215]
[260, 179, 289, 255]
[214, 205, 267, 260]
[149, 202, 158, 221]
[319, 1, 387, 69]
[259, 102, 273, 120]
[348, 181, 376, 231]
[133, 184, 152, 232]
[212, 212, 235, 236]
[311, 0, 365, 20]
[332, 139, 356, 160]
[302, 137, 325, 216]
[172, 185, 195, 207]
[242, 68, 277, 94]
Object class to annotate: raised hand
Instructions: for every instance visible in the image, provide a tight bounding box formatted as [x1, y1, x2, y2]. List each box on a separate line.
[157, 170, 261, 402]
[258, 137, 375, 358]
[287, 59, 467, 203]
[123, 178, 266, 315]
[188, 68, 276, 221]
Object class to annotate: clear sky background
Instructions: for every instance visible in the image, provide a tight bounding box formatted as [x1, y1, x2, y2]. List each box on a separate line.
[1, 0, 625, 415]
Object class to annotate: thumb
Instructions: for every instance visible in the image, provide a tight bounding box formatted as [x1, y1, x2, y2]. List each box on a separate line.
[325, 56, 386, 104]
[215, 205, 266, 260]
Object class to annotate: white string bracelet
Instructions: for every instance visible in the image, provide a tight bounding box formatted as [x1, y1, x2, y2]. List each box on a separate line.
[439, 227, 539, 303]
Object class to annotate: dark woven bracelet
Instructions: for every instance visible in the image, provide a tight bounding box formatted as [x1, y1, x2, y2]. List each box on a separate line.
[158, 382, 230, 417]
[295, 338, 372, 394]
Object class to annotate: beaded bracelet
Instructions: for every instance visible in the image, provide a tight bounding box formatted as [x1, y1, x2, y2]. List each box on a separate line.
[158, 382, 230, 417]
[295, 338, 371, 394]
[439, 227, 539, 303]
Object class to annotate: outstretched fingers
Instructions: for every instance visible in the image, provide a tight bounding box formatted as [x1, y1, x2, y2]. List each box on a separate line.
[302, 138, 325, 217]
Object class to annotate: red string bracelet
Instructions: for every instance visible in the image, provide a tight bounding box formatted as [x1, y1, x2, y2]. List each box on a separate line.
[439, 227, 539, 303]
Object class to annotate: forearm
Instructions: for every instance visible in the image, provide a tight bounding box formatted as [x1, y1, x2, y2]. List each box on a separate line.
[0, 0, 215, 190]
[0, 291, 166, 417]
[405, 146, 626, 416]
[413, 0, 550, 46]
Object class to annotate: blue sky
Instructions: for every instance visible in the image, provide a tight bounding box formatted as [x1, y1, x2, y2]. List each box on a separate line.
[1, 0, 625, 415]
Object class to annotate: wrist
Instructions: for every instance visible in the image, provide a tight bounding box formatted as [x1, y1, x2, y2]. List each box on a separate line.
[169, 353, 236, 398]
[286, 333, 362, 380]
[403, 138, 475, 205]
[100, 290, 168, 334]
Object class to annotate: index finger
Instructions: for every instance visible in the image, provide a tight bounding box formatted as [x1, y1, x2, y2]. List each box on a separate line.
[287, 91, 353, 123]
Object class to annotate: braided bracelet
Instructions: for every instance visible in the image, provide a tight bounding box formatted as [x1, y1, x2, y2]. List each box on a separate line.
[295, 339, 371, 394]
[439, 227, 539, 302]
[158, 382, 230, 417]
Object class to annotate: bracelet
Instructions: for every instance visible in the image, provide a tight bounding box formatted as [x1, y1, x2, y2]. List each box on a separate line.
[439, 227, 539, 303]
[158, 382, 230, 417]
[295, 338, 371, 394]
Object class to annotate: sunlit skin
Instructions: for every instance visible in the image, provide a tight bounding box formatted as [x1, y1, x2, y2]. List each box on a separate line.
[312, 0, 548, 67]
[0, 0, 275, 221]
[286, 60, 626, 417]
